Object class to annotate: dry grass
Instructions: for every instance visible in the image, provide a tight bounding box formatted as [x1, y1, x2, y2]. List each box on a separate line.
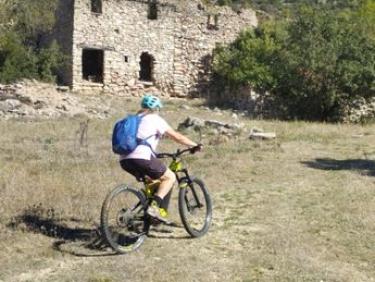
[0, 97, 374, 282]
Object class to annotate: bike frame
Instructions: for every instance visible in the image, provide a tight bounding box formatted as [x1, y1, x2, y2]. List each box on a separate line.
[143, 148, 203, 208]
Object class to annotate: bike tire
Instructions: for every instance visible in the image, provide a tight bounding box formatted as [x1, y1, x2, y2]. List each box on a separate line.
[178, 177, 212, 238]
[100, 185, 149, 254]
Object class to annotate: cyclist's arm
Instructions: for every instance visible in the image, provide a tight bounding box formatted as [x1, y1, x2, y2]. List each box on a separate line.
[165, 128, 198, 147]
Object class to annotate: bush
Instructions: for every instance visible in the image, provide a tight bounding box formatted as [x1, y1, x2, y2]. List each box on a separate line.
[0, 33, 64, 84]
[37, 41, 65, 83]
[0, 33, 38, 83]
[212, 3, 375, 121]
[0, 0, 63, 84]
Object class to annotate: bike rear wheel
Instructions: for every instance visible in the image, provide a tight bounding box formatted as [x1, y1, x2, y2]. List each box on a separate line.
[178, 177, 212, 237]
[100, 185, 149, 254]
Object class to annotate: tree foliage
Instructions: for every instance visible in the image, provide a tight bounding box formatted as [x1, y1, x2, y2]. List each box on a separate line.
[213, 2, 375, 121]
[206, 0, 367, 14]
[0, 0, 63, 83]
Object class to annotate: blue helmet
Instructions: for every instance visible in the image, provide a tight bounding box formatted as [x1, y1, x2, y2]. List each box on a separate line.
[141, 95, 163, 109]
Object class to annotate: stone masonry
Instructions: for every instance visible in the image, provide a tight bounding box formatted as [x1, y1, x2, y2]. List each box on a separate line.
[54, 0, 258, 96]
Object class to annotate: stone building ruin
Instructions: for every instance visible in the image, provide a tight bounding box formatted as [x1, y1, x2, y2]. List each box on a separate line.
[54, 0, 257, 96]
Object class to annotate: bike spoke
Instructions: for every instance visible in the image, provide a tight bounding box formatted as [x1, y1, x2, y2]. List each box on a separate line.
[179, 179, 212, 237]
[101, 186, 149, 254]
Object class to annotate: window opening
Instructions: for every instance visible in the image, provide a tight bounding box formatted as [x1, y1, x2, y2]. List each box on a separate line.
[139, 52, 154, 82]
[82, 49, 104, 83]
[148, 0, 158, 20]
[91, 0, 102, 14]
[124, 56, 129, 63]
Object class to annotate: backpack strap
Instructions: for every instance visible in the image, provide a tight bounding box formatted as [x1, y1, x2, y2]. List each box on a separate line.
[137, 135, 157, 157]
[136, 114, 158, 156]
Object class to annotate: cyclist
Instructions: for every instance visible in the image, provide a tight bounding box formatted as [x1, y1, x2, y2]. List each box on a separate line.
[120, 95, 201, 222]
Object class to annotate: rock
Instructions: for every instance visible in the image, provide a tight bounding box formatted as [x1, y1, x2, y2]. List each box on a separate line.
[204, 120, 226, 128]
[178, 117, 205, 131]
[24, 108, 36, 116]
[178, 116, 242, 136]
[249, 131, 276, 140]
[232, 113, 238, 120]
[209, 135, 230, 145]
[0, 81, 113, 120]
[0, 101, 9, 112]
[347, 97, 375, 123]
[10, 109, 27, 116]
[7, 99, 22, 110]
[0, 99, 22, 112]
[56, 86, 70, 92]
[179, 104, 190, 110]
[33, 100, 46, 110]
[56, 104, 68, 111]
[352, 134, 364, 138]
[250, 127, 264, 134]
[40, 109, 61, 118]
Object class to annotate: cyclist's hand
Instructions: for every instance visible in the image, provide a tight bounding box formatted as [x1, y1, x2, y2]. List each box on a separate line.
[190, 144, 203, 154]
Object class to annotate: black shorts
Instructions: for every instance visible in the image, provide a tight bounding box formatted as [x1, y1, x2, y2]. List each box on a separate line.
[120, 157, 167, 181]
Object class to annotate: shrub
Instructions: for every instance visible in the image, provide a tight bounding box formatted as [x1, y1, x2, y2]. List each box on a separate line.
[0, 0, 63, 84]
[0, 33, 38, 83]
[212, 3, 375, 121]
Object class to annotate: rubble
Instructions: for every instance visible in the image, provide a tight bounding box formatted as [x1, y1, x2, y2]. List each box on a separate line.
[178, 116, 243, 136]
[249, 127, 276, 140]
[0, 81, 111, 120]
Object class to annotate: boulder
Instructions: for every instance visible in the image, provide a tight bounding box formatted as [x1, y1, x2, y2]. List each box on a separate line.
[178, 117, 205, 131]
[178, 116, 242, 136]
[179, 104, 191, 110]
[0, 99, 22, 112]
[249, 127, 276, 140]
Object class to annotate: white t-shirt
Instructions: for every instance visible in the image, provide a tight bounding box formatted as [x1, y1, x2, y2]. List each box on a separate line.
[120, 113, 171, 160]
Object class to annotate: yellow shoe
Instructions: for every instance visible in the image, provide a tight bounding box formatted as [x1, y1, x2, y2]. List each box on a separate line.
[160, 208, 168, 218]
[147, 202, 168, 223]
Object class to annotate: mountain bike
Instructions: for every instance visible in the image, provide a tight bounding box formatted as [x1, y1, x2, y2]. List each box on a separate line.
[100, 147, 212, 254]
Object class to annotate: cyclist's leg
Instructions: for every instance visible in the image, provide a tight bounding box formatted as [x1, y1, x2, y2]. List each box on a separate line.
[160, 189, 172, 210]
[120, 158, 174, 221]
[144, 160, 175, 221]
[155, 168, 176, 199]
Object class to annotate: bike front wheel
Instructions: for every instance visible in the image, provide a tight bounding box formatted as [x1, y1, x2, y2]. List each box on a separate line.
[178, 177, 212, 238]
[100, 185, 149, 254]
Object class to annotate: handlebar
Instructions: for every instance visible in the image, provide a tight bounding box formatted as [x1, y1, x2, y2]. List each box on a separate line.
[157, 144, 202, 159]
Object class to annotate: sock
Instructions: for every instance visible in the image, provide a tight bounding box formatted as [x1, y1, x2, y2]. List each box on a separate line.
[153, 195, 163, 207]
[160, 190, 172, 210]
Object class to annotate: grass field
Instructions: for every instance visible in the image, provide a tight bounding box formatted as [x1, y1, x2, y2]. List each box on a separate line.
[0, 96, 374, 282]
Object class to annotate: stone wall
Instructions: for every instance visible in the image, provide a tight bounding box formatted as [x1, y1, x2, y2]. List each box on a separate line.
[172, 3, 258, 97]
[58, 0, 257, 96]
[71, 0, 176, 95]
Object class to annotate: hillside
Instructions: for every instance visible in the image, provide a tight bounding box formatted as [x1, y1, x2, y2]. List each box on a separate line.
[0, 96, 374, 281]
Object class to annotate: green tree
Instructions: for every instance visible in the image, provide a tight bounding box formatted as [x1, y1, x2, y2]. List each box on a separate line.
[0, 0, 62, 84]
[213, 21, 286, 94]
[0, 33, 38, 83]
[213, 4, 375, 121]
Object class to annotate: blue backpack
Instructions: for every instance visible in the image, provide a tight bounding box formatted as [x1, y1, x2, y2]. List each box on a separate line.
[112, 115, 152, 155]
